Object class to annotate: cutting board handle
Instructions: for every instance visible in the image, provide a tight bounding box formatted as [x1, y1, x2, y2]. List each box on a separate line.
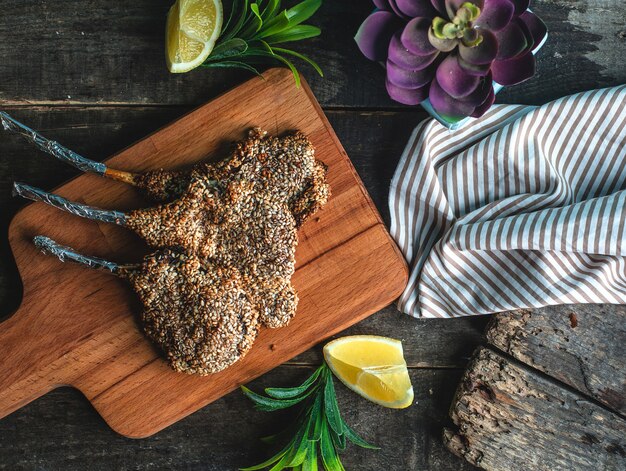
[0, 303, 69, 420]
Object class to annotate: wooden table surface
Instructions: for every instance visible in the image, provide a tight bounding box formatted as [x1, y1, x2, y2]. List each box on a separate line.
[0, 1, 624, 469]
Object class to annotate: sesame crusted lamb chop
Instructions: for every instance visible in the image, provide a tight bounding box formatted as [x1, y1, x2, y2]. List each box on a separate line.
[1, 113, 330, 227]
[33, 236, 259, 375]
[14, 176, 300, 328]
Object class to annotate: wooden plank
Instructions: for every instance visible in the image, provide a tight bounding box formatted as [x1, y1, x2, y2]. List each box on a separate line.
[486, 305, 626, 415]
[0, 366, 475, 471]
[444, 347, 626, 470]
[0, 1, 623, 107]
[0, 106, 487, 370]
[0, 69, 408, 438]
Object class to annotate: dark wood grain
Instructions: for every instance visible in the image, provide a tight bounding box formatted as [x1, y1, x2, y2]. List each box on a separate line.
[444, 348, 626, 471]
[0, 0, 624, 107]
[1, 0, 624, 467]
[486, 305, 626, 415]
[0, 367, 475, 471]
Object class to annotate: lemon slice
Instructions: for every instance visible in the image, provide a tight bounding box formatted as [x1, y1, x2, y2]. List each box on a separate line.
[166, 0, 223, 73]
[323, 335, 414, 409]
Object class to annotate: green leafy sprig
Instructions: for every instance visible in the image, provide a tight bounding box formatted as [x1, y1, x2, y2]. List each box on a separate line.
[202, 0, 324, 86]
[241, 363, 378, 471]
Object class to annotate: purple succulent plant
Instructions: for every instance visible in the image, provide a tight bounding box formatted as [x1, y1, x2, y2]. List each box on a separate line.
[355, 0, 547, 120]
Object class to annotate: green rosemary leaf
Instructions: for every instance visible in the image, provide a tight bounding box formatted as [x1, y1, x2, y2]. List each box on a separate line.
[302, 441, 318, 471]
[342, 422, 379, 450]
[240, 3, 264, 38]
[223, 0, 250, 41]
[330, 428, 346, 452]
[240, 443, 291, 471]
[260, 0, 280, 21]
[323, 370, 343, 436]
[320, 425, 346, 471]
[256, 10, 290, 39]
[271, 47, 323, 76]
[285, 0, 322, 26]
[264, 25, 321, 45]
[270, 53, 301, 87]
[311, 400, 324, 442]
[221, 0, 238, 38]
[258, 39, 275, 54]
[206, 38, 248, 61]
[201, 60, 261, 76]
[241, 385, 312, 411]
[265, 365, 324, 399]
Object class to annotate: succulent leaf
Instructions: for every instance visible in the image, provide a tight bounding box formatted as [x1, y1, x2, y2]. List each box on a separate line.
[356, 0, 546, 119]
[372, 0, 391, 10]
[494, 20, 528, 60]
[518, 11, 548, 48]
[355, 11, 401, 61]
[387, 59, 436, 88]
[395, 0, 438, 17]
[471, 86, 496, 117]
[436, 53, 481, 98]
[389, 32, 440, 69]
[475, 0, 515, 32]
[386, 79, 430, 105]
[491, 50, 535, 85]
[429, 77, 476, 119]
[458, 28, 497, 64]
[457, 55, 491, 75]
[428, 26, 457, 51]
[402, 17, 438, 55]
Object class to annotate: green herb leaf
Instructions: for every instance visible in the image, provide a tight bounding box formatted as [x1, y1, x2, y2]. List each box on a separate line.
[240, 440, 291, 470]
[285, 0, 322, 26]
[265, 365, 324, 399]
[200, 60, 262, 77]
[242, 362, 376, 471]
[342, 422, 379, 450]
[222, 0, 249, 41]
[302, 441, 318, 471]
[240, 2, 264, 38]
[241, 385, 313, 411]
[323, 371, 343, 436]
[263, 25, 321, 44]
[255, 10, 291, 39]
[260, 0, 280, 21]
[204, 0, 324, 85]
[206, 38, 249, 61]
[320, 425, 345, 471]
[272, 47, 323, 77]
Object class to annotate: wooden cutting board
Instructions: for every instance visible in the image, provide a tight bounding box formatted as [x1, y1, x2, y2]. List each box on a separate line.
[0, 68, 408, 438]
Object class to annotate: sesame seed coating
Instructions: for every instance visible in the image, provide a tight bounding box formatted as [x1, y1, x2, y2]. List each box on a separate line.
[119, 249, 258, 375]
[121, 129, 330, 373]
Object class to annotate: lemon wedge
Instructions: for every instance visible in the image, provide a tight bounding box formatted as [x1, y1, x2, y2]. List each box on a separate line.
[166, 0, 223, 73]
[323, 335, 414, 409]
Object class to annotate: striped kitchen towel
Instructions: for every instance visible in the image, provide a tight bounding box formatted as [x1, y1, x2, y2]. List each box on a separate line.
[389, 85, 626, 318]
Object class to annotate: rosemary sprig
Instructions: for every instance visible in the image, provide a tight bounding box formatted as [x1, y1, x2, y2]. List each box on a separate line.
[241, 363, 378, 471]
[202, 0, 324, 86]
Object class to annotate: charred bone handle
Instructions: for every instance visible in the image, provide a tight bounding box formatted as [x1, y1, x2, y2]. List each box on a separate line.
[13, 182, 127, 225]
[0, 112, 107, 175]
[33, 236, 120, 273]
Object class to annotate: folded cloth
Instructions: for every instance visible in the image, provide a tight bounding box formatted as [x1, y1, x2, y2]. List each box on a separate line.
[389, 85, 626, 318]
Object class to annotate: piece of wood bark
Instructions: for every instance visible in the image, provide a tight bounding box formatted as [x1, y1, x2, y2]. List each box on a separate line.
[486, 305, 626, 415]
[0, 367, 475, 471]
[444, 347, 626, 470]
[0, 0, 623, 107]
